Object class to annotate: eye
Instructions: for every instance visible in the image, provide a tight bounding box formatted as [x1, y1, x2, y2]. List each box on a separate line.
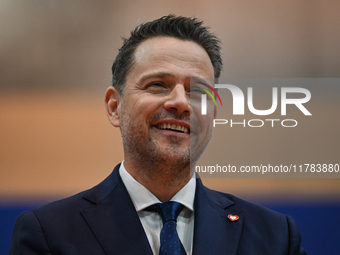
[150, 82, 164, 87]
[191, 87, 206, 94]
[190, 86, 207, 96]
[146, 82, 168, 93]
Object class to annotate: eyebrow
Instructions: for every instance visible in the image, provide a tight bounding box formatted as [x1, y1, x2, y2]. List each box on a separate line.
[190, 77, 214, 87]
[138, 72, 176, 84]
[138, 72, 213, 86]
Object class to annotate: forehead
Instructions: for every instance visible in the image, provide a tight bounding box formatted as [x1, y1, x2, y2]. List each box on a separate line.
[128, 37, 214, 82]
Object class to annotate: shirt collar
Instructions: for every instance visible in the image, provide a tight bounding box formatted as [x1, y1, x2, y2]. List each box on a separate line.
[119, 161, 196, 212]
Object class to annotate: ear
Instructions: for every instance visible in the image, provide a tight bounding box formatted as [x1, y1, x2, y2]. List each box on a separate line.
[105, 86, 121, 127]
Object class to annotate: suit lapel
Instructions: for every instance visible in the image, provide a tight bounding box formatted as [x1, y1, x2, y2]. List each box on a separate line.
[193, 178, 243, 255]
[79, 166, 244, 255]
[80, 165, 153, 255]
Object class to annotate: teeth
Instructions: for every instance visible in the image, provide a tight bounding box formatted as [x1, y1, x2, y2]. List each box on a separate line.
[157, 123, 189, 133]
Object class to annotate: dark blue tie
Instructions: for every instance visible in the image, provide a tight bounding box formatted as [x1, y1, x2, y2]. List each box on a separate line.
[146, 201, 186, 255]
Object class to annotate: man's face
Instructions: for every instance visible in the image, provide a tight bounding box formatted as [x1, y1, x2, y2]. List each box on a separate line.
[107, 37, 215, 171]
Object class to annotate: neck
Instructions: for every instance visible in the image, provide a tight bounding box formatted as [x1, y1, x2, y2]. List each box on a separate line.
[123, 158, 192, 202]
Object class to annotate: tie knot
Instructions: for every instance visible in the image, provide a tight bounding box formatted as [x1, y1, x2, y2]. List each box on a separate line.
[145, 201, 184, 224]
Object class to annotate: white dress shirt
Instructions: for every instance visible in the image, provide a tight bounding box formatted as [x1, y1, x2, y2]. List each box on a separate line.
[119, 162, 195, 255]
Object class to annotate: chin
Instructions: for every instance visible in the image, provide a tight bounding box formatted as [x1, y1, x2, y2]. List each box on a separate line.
[153, 148, 190, 165]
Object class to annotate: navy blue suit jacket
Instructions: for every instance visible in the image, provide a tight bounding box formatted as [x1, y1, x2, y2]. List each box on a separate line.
[10, 164, 306, 255]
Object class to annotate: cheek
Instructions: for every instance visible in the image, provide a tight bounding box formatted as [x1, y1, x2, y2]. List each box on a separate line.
[192, 101, 215, 130]
[198, 116, 213, 135]
[127, 94, 165, 119]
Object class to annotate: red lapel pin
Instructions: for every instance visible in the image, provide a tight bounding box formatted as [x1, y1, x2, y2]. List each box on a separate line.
[227, 214, 239, 221]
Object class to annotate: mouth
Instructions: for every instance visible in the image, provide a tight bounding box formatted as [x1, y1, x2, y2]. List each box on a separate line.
[155, 123, 190, 134]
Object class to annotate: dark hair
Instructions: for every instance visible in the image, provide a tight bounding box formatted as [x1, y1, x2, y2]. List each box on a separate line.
[111, 14, 222, 94]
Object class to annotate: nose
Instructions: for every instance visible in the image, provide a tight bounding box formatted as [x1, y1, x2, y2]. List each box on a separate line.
[164, 84, 190, 115]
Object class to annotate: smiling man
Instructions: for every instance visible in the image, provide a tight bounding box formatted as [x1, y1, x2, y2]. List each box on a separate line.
[10, 15, 306, 255]
[105, 36, 215, 203]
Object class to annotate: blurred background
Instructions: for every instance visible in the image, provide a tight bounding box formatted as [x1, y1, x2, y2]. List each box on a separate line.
[1, 0, 339, 254]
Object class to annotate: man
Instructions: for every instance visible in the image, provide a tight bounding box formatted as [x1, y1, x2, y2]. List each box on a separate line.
[10, 15, 306, 255]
